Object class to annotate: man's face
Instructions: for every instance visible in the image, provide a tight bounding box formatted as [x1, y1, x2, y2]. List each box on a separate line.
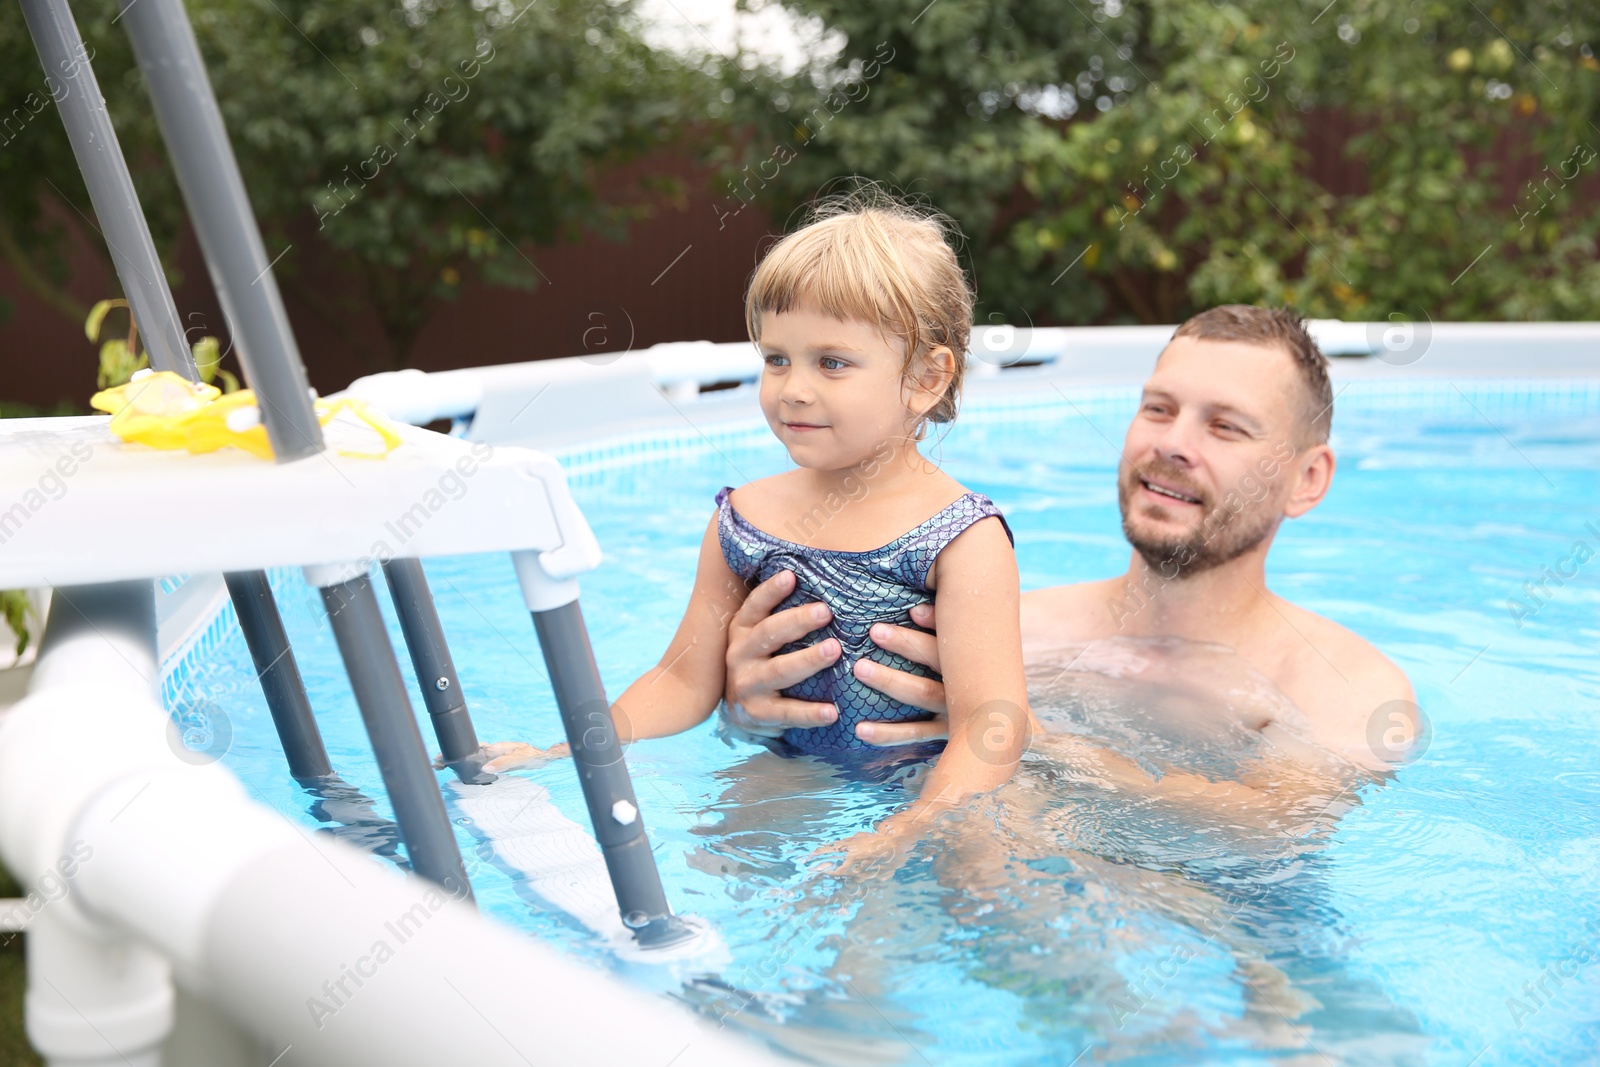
[1118, 336, 1310, 578]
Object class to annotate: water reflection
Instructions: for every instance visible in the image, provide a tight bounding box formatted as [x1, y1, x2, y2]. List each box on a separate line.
[684, 637, 1427, 1065]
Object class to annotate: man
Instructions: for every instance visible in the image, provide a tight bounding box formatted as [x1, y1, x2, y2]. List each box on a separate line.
[722, 305, 1419, 784]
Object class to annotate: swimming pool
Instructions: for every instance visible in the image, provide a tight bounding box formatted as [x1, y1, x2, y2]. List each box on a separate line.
[168, 377, 1600, 1065]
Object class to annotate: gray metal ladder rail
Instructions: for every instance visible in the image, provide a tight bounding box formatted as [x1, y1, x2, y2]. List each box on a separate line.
[117, 0, 694, 943]
[114, 0, 475, 900]
[221, 570, 331, 781]
[16, 0, 334, 782]
[114, 0, 685, 935]
[532, 601, 695, 948]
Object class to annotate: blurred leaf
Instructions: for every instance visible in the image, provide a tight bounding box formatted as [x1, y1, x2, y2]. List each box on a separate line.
[192, 335, 221, 383]
[0, 590, 33, 657]
[84, 298, 128, 343]
[0, 0, 718, 374]
[97, 339, 147, 389]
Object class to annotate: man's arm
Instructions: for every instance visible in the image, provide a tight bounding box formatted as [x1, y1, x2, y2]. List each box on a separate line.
[840, 578, 1077, 740]
[852, 604, 949, 744]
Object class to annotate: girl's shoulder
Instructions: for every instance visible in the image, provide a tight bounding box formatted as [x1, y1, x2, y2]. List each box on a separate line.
[721, 471, 809, 523]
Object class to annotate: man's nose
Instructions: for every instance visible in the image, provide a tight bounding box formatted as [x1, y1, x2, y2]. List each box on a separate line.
[1150, 414, 1202, 466]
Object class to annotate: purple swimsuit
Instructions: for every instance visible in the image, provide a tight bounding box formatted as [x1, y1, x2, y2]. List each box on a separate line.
[716, 486, 1013, 756]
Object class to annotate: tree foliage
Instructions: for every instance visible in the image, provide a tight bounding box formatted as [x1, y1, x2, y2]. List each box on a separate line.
[0, 0, 712, 368]
[723, 0, 1600, 326]
[2, 0, 1594, 374]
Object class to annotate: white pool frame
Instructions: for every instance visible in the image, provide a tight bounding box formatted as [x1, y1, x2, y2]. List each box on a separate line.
[339, 321, 1600, 453]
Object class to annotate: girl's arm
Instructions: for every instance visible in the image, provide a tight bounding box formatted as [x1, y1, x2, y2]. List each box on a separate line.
[611, 515, 750, 742]
[818, 516, 1032, 865]
[899, 515, 1032, 811]
[481, 515, 747, 770]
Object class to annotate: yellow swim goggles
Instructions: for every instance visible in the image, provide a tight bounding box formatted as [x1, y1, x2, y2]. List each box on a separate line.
[90, 371, 401, 460]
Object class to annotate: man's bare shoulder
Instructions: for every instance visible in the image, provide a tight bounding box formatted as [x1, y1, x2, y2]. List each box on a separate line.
[1263, 596, 1416, 768]
[1271, 597, 1413, 700]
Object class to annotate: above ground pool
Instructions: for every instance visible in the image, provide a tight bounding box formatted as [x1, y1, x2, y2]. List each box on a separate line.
[166, 377, 1600, 1066]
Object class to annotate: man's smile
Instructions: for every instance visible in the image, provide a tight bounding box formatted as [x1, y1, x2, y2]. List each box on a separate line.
[1138, 475, 1204, 506]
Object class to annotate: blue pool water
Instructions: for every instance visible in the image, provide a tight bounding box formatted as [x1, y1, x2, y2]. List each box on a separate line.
[173, 379, 1600, 1065]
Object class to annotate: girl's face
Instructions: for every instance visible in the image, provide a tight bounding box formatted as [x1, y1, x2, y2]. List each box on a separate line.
[756, 305, 948, 472]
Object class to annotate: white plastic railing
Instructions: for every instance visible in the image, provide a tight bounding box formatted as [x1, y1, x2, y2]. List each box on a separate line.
[0, 589, 785, 1067]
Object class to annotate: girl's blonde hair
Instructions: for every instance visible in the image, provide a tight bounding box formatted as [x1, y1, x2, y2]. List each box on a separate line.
[745, 191, 973, 426]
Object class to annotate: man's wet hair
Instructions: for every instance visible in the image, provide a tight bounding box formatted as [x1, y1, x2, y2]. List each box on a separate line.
[1171, 305, 1333, 445]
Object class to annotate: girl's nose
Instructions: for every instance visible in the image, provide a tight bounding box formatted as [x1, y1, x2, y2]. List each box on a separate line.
[779, 369, 814, 406]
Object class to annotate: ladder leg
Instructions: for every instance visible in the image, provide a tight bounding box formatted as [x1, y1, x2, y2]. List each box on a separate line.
[381, 558, 491, 783]
[309, 566, 473, 903]
[532, 601, 691, 947]
[223, 571, 332, 782]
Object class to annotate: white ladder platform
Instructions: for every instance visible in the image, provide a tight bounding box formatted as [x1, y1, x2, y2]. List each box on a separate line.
[445, 775, 724, 965]
[445, 775, 628, 942]
[0, 415, 598, 588]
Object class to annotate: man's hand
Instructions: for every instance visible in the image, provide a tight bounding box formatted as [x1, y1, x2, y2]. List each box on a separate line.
[853, 602, 952, 747]
[723, 570, 841, 736]
[723, 577, 956, 744]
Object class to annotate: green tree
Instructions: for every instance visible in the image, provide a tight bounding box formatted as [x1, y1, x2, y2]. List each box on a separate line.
[0, 0, 713, 369]
[718, 0, 1131, 327]
[0, 4, 180, 329]
[202, 0, 711, 366]
[722, 0, 1600, 326]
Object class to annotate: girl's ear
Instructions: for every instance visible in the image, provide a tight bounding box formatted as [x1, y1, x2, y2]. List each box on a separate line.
[905, 345, 956, 421]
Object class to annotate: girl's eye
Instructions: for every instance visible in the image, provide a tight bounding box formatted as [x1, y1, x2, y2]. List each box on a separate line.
[764, 353, 788, 368]
[820, 356, 847, 371]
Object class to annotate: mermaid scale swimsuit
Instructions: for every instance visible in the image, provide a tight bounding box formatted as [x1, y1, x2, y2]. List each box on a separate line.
[716, 486, 1013, 756]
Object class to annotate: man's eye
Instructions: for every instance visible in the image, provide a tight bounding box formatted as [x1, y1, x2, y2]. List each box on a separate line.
[1215, 421, 1240, 434]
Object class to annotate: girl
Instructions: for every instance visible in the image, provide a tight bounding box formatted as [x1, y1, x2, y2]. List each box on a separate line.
[484, 195, 1033, 869]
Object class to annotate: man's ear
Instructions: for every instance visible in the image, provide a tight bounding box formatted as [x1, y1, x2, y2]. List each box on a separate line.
[906, 345, 956, 420]
[1284, 443, 1335, 519]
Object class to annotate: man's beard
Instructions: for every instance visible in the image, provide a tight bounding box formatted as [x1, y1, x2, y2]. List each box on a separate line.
[1117, 460, 1279, 579]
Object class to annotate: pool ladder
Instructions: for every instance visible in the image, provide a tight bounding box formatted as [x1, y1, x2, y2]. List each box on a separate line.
[15, 0, 693, 951]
